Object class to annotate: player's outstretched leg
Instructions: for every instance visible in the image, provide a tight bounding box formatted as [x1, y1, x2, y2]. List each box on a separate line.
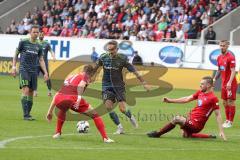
[119, 102, 138, 128]
[147, 115, 185, 138]
[190, 133, 216, 139]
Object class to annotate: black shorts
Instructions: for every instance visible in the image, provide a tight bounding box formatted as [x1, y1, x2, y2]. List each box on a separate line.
[102, 87, 126, 103]
[19, 71, 38, 90]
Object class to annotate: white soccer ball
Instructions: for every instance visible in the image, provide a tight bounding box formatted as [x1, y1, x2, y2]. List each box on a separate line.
[76, 121, 90, 133]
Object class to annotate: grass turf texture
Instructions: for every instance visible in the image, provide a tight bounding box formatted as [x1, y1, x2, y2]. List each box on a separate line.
[0, 75, 240, 160]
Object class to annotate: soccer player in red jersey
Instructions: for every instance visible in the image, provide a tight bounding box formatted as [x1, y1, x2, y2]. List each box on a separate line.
[46, 65, 114, 143]
[147, 76, 226, 141]
[213, 40, 237, 128]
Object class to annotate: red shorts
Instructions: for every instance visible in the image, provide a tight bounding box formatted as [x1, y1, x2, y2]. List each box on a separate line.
[181, 119, 203, 137]
[54, 93, 90, 113]
[221, 84, 237, 100]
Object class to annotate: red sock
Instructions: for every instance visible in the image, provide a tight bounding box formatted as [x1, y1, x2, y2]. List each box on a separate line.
[158, 123, 176, 136]
[228, 105, 236, 122]
[191, 133, 211, 138]
[225, 105, 230, 121]
[93, 117, 108, 139]
[55, 110, 66, 134]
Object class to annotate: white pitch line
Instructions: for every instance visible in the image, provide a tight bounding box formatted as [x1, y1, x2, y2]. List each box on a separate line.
[1, 133, 240, 149]
[3, 146, 240, 151]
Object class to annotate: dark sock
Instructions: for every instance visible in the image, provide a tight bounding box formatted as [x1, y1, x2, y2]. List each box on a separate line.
[122, 109, 132, 119]
[158, 122, 176, 136]
[21, 96, 28, 118]
[47, 79, 52, 91]
[27, 96, 33, 116]
[109, 111, 120, 125]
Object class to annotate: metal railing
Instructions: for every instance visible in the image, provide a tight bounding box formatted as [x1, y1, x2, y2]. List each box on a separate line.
[230, 25, 240, 45]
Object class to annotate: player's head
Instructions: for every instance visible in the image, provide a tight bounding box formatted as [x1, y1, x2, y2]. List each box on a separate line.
[107, 40, 118, 55]
[200, 76, 213, 92]
[83, 64, 95, 77]
[219, 40, 229, 54]
[30, 25, 40, 40]
[39, 31, 44, 41]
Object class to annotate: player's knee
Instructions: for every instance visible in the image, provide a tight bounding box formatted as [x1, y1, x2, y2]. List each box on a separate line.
[227, 99, 235, 106]
[223, 100, 227, 106]
[171, 115, 181, 124]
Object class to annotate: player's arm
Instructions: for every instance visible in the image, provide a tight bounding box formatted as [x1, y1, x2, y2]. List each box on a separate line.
[214, 109, 227, 141]
[133, 70, 151, 91]
[39, 56, 49, 81]
[12, 50, 20, 77]
[226, 67, 236, 90]
[213, 70, 220, 82]
[125, 59, 150, 91]
[12, 40, 23, 77]
[163, 95, 194, 103]
[74, 80, 87, 107]
[46, 96, 56, 122]
[49, 44, 56, 61]
[93, 56, 102, 74]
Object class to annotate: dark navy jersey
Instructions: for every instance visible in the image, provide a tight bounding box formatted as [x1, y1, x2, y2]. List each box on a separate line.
[17, 38, 43, 73]
[39, 40, 52, 63]
[96, 53, 136, 88]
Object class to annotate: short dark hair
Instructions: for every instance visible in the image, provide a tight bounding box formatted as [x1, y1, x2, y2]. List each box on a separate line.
[202, 76, 213, 85]
[219, 40, 229, 45]
[107, 40, 118, 47]
[30, 25, 39, 31]
[83, 64, 94, 75]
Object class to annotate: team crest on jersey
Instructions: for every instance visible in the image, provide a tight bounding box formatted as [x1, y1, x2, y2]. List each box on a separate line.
[198, 99, 203, 107]
[220, 66, 225, 71]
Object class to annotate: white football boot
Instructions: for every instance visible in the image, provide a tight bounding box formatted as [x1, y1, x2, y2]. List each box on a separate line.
[103, 138, 115, 143]
[52, 133, 61, 139]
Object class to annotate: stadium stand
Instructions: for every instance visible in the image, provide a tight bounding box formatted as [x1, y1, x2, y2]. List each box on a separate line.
[4, 0, 240, 42]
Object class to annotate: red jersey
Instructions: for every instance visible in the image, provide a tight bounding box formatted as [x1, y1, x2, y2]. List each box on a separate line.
[217, 52, 237, 86]
[189, 90, 220, 127]
[58, 73, 89, 97]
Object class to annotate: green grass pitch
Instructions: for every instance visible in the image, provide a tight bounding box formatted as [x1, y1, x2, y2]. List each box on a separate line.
[0, 75, 240, 160]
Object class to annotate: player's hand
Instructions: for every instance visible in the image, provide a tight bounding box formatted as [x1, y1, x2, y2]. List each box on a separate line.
[12, 67, 17, 78]
[212, 79, 216, 87]
[219, 132, 227, 141]
[46, 112, 53, 122]
[226, 82, 231, 90]
[44, 73, 49, 81]
[163, 97, 171, 103]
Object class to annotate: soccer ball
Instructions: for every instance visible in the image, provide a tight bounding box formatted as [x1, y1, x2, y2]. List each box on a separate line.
[76, 121, 90, 133]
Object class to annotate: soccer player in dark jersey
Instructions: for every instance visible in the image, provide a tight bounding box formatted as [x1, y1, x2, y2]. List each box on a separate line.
[213, 40, 237, 128]
[34, 31, 56, 97]
[147, 76, 227, 141]
[94, 40, 150, 134]
[46, 65, 114, 143]
[12, 25, 49, 120]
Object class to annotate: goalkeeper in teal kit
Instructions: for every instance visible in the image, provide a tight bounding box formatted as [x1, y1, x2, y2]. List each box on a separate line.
[94, 40, 150, 134]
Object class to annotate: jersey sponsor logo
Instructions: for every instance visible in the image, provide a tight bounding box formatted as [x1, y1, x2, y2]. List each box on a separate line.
[197, 99, 203, 107]
[209, 49, 234, 66]
[26, 49, 38, 54]
[220, 65, 225, 71]
[159, 46, 183, 64]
